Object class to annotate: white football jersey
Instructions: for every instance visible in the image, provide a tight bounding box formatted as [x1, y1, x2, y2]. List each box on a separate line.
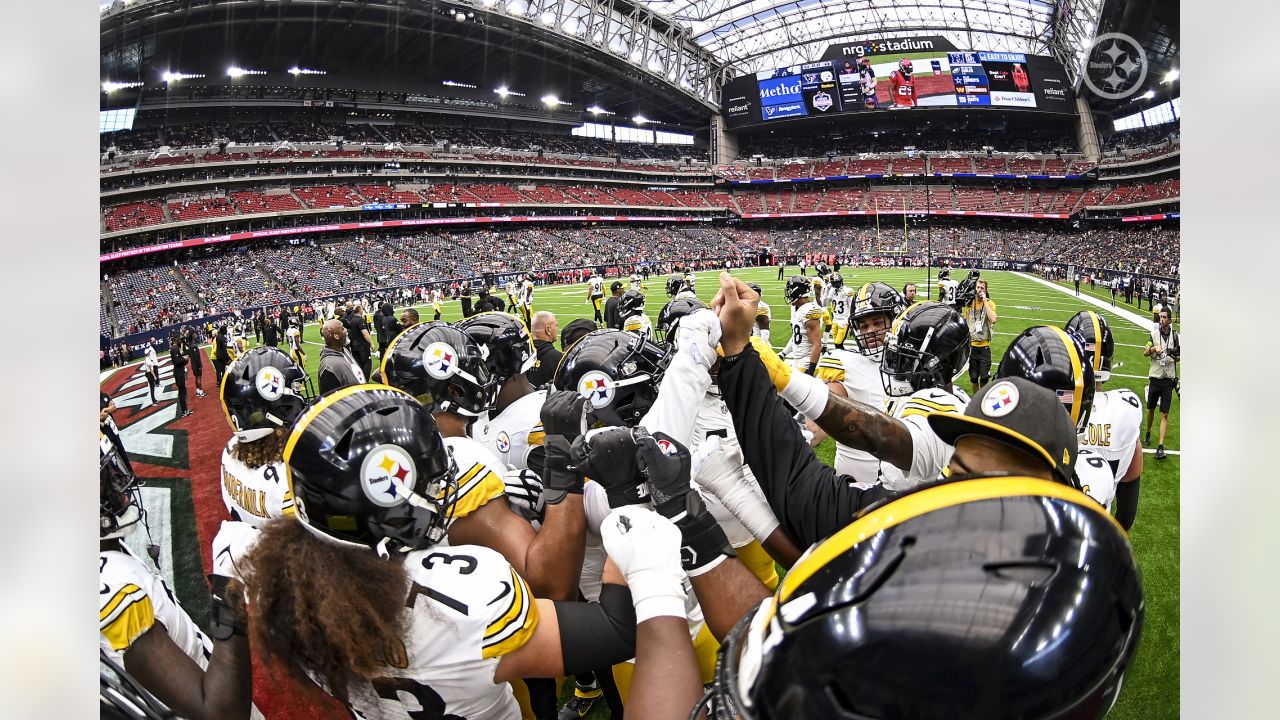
[441, 436, 508, 526]
[286, 326, 302, 350]
[338, 545, 539, 720]
[829, 287, 857, 325]
[100, 545, 212, 667]
[471, 390, 547, 472]
[939, 279, 959, 304]
[630, 273, 643, 290]
[785, 301, 826, 366]
[622, 312, 653, 340]
[588, 276, 604, 298]
[518, 281, 534, 307]
[1079, 388, 1144, 483]
[753, 300, 772, 336]
[1075, 447, 1119, 510]
[814, 349, 887, 484]
[878, 386, 970, 491]
[674, 289, 697, 300]
[220, 438, 295, 528]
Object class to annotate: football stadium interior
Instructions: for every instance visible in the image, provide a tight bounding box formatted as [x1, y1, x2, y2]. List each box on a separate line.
[100, 0, 1179, 718]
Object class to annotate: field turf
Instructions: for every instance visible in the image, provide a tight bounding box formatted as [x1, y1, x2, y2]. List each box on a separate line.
[122, 266, 1179, 718]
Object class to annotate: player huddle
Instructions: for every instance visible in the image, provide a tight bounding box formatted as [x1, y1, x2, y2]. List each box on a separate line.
[101, 268, 1146, 720]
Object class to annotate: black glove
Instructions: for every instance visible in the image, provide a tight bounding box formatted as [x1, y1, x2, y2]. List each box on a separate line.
[634, 429, 735, 575]
[207, 574, 247, 641]
[541, 390, 589, 441]
[571, 427, 646, 508]
[540, 436, 583, 506]
[804, 364, 817, 376]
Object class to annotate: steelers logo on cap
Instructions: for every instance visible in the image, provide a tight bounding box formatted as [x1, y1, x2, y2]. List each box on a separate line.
[578, 370, 615, 409]
[983, 381, 1020, 418]
[360, 444, 417, 508]
[255, 366, 285, 401]
[424, 342, 459, 380]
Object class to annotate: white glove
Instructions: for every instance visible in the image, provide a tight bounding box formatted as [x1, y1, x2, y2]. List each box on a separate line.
[675, 308, 723, 371]
[600, 506, 688, 623]
[690, 437, 780, 544]
[210, 520, 260, 582]
[502, 467, 544, 523]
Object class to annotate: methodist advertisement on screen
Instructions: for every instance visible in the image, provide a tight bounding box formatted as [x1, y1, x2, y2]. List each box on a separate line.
[721, 36, 1075, 130]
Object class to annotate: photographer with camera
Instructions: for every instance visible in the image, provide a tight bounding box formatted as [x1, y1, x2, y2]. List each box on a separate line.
[1144, 307, 1180, 460]
[962, 276, 997, 396]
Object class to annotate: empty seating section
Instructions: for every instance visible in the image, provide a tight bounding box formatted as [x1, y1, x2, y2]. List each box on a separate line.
[1099, 179, 1179, 205]
[293, 185, 366, 208]
[168, 197, 237, 223]
[357, 185, 426, 204]
[421, 184, 479, 203]
[230, 191, 304, 214]
[1007, 159, 1045, 174]
[104, 201, 166, 232]
[891, 158, 925, 174]
[974, 158, 1007, 173]
[322, 240, 427, 287]
[847, 159, 891, 174]
[929, 158, 974, 173]
[777, 163, 813, 180]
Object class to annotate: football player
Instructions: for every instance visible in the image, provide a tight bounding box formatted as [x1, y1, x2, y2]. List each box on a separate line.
[284, 318, 305, 369]
[825, 272, 857, 349]
[781, 276, 824, 374]
[237, 387, 640, 720]
[619, 289, 653, 340]
[747, 282, 771, 344]
[1067, 310, 1144, 529]
[517, 273, 535, 328]
[858, 57, 882, 109]
[586, 270, 605, 325]
[629, 270, 644, 291]
[458, 313, 545, 478]
[218, 347, 312, 526]
[889, 57, 916, 108]
[100, 435, 253, 720]
[810, 282, 905, 483]
[937, 268, 958, 304]
[995, 325, 1116, 508]
[431, 287, 444, 321]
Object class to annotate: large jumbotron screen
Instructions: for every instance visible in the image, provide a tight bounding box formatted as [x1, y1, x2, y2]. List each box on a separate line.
[721, 36, 1076, 129]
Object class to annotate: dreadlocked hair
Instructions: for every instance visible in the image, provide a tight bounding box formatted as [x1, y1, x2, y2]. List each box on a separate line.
[230, 427, 290, 469]
[241, 519, 409, 701]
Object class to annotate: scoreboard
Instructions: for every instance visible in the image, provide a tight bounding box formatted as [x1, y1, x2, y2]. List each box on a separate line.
[722, 36, 1076, 130]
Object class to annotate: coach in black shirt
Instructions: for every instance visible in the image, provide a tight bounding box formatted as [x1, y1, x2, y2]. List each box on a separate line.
[263, 312, 279, 348]
[603, 281, 624, 329]
[527, 311, 562, 387]
[342, 302, 375, 381]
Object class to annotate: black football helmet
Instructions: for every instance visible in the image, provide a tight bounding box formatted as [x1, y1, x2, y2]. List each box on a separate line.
[851, 282, 907, 359]
[455, 312, 537, 389]
[380, 321, 497, 417]
[657, 297, 709, 347]
[938, 268, 951, 281]
[283, 385, 457, 555]
[706, 477, 1143, 720]
[997, 325, 1096, 433]
[784, 276, 812, 303]
[746, 282, 763, 297]
[1065, 310, 1116, 384]
[827, 272, 843, 290]
[666, 276, 684, 297]
[880, 301, 971, 396]
[553, 329, 668, 428]
[219, 346, 313, 442]
[815, 261, 829, 277]
[619, 289, 646, 318]
[101, 433, 143, 540]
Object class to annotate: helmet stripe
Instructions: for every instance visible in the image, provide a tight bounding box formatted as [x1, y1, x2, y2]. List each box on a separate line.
[775, 477, 1120, 607]
[1044, 326, 1084, 427]
[1088, 311, 1102, 374]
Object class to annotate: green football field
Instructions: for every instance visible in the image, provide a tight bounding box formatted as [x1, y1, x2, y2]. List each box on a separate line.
[252, 266, 1179, 719]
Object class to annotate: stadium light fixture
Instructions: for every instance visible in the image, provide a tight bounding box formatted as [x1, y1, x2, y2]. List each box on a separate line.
[587, 105, 614, 116]
[288, 66, 327, 76]
[540, 11, 555, 26]
[227, 66, 267, 78]
[542, 94, 562, 107]
[633, 114, 648, 124]
[443, 80, 478, 89]
[161, 71, 205, 83]
[495, 85, 510, 97]
[1141, 90, 1155, 99]
[102, 80, 144, 93]
[1162, 69, 1178, 84]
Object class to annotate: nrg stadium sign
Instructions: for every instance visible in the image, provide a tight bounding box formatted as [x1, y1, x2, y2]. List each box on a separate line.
[821, 36, 959, 61]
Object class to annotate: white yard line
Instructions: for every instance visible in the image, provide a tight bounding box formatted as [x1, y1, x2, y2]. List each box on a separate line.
[1013, 272, 1154, 330]
[1141, 448, 1180, 456]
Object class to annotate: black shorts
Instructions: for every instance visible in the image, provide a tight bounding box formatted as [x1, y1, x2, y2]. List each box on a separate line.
[1147, 377, 1176, 413]
[969, 345, 992, 383]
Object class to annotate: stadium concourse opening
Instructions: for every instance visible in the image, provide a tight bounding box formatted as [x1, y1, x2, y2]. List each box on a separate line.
[100, 1, 1178, 719]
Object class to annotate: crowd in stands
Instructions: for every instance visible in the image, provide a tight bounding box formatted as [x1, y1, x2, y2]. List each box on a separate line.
[99, 221, 1179, 337]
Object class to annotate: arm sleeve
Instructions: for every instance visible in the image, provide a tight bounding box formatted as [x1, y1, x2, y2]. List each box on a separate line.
[639, 349, 713, 446]
[717, 344, 890, 547]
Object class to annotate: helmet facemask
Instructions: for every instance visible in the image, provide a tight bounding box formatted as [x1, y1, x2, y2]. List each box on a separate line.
[101, 441, 143, 540]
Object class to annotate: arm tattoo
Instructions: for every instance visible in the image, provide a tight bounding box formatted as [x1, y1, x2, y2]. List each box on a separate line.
[817, 392, 914, 470]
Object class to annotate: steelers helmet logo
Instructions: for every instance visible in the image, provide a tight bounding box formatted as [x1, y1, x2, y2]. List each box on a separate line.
[424, 342, 459, 379]
[983, 381, 1020, 418]
[496, 431, 511, 454]
[578, 370, 615, 409]
[656, 438, 678, 456]
[255, 366, 285, 401]
[360, 444, 416, 508]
